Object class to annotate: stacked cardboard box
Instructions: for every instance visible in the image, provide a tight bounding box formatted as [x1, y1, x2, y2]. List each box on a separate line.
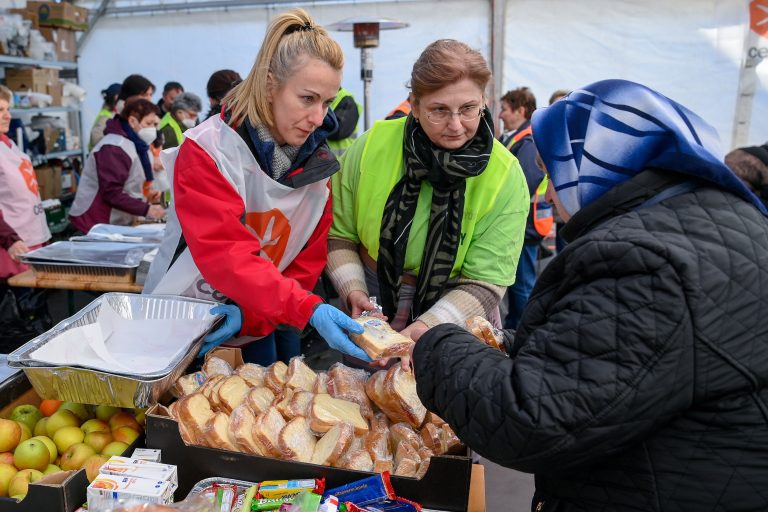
[10, 2, 88, 61]
[4, 68, 62, 105]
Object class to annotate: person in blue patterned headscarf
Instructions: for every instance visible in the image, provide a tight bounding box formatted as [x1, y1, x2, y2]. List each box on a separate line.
[532, 78, 767, 221]
[409, 79, 768, 511]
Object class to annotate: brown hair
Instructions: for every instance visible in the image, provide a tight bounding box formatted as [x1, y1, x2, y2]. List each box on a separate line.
[501, 87, 537, 120]
[549, 89, 570, 105]
[223, 8, 344, 129]
[409, 39, 492, 104]
[207, 69, 242, 102]
[725, 147, 768, 194]
[119, 98, 160, 122]
[0, 85, 12, 104]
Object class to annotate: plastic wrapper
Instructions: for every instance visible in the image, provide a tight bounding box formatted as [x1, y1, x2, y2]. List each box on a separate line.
[349, 316, 414, 361]
[265, 361, 289, 393]
[327, 364, 374, 419]
[203, 357, 234, 377]
[247, 386, 277, 416]
[90, 496, 215, 512]
[258, 479, 325, 500]
[173, 371, 207, 398]
[324, 473, 395, 507]
[280, 491, 322, 512]
[394, 443, 420, 469]
[285, 356, 318, 392]
[419, 424, 444, 455]
[343, 498, 422, 512]
[314, 372, 329, 394]
[389, 423, 421, 451]
[311, 422, 354, 466]
[364, 430, 391, 464]
[382, 367, 426, 429]
[464, 316, 505, 352]
[278, 416, 317, 463]
[236, 363, 267, 387]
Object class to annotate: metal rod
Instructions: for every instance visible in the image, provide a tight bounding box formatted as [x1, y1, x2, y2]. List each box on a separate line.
[102, 0, 419, 16]
[361, 47, 373, 130]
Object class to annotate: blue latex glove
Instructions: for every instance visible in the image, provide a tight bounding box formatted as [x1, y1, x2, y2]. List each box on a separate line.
[309, 304, 370, 361]
[199, 304, 242, 356]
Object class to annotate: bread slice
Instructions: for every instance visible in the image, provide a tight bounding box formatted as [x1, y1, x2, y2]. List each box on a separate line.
[274, 388, 295, 419]
[208, 375, 228, 411]
[229, 404, 266, 455]
[328, 365, 374, 419]
[441, 424, 462, 452]
[167, 401, 179, 420]
[389, 422, 421, 451]
[198, 375, 224, 405]
[203, 356, 233, 377]
[373, 458, 394, 474]
[350, 317, 415, 360]
[311, 422, 353, 466]
[384, 366, 427, 428]
[420, 423, 443, 454]
[342, 450, 374, 472]
[313, 372, 329, 394]
[465, 316, 504, 351]
[235, 363, 267, 387]
[173, 372, 205, 397]
[394, 457, 418, 477]
[415, 458, 430, 479]
[177, 393, 214, 445]
[364, 430, 390, 461]
[285, 357, 317, 392]
[253, 407, 286, 457]
[365, 370, 405, 423]
[371, 412, 390, 434]
[394, 442, 421, 468]
[265, 361, 289, 394]
[204, 412, 237, 451]
[424, 412, 447, 427]
[218, 375, 250, 413]
[417, 446, 434, 461]
[246, 387, 275, 416]
[288, 391, 315, 418]
[309, 394, 369, 435]
[278, 417, 317, 463]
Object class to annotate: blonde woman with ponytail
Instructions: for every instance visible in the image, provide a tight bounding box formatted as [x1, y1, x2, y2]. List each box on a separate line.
[145, 9, 368, 364]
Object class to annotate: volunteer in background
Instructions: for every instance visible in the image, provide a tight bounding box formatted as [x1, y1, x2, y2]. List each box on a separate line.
[69, 99, 165, 233]
[725, 142, 768, 208]
[385, 97, 411, 120]
[498, 87, 553, 329]
[157, 81, 184, 118]
[412, 80, 768, 511]
[116, 74, 155, 113]
[89, 82, 121, 150]
[326, 87, 361, 157]
[205, 69, 242, 120]
[143, 9, 368, 365]
[0, 85, 53, 331]
[326, 39, 529, 345]
[159, 92, 203, 149]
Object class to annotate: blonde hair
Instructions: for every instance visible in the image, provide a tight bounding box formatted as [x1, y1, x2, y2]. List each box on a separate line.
[224, 8, 344, 129]
[409, 39, 491, 104]
[0, 85, 12, 104]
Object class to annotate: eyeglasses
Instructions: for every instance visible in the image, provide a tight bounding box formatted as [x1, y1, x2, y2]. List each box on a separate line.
[425, 105, 483, 124]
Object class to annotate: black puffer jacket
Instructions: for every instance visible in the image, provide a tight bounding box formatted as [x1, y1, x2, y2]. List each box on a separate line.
[414, 170, 768, 511]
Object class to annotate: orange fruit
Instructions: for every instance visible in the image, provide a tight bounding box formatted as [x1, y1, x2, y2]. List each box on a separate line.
[39, 400, 63, 418]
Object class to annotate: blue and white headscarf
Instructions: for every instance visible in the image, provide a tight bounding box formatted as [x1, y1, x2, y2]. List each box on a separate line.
[531, 79, 768, 216]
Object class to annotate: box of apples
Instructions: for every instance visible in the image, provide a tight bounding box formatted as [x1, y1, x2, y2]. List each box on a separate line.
[0, 377, 143, 511]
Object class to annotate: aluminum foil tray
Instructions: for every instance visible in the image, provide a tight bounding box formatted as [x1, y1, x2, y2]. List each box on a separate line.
[20, 241, 157, 267]
[7, 293, 220, 408]
[70, 223, 167, 244]
[186, 477, 257, 501]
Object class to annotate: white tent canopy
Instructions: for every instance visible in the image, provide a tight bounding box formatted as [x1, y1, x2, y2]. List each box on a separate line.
[26, 0, 768, 151]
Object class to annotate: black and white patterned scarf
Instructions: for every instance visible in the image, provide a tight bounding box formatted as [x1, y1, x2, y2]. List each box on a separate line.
[377, 108, 495, 321]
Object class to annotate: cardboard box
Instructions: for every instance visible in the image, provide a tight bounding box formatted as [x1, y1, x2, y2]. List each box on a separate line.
[27, 2, 88, 31]
[36, 163, 63, 200]
[146, 348, 473, 511]
[4, 68, 58, 94]
[38, 27, 77, 62]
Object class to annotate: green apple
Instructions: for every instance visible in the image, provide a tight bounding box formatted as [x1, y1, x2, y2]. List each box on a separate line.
[83, 431, 112, 453]
[9, 405, 43, 434]
[95, 405, 121, 422]
[52, 426, 84, 454]
[31, 436, 57, 462]
[0, 463, 18, 497]
[42, 464, 61, 475]
[0, 419, 22, 453]
[13, 439, 50, 471]
[15, 422, 31, 443]
[45, 410, 79, 438]
[100, 441, 128, 457]
[33, 418, 48, 438]
[60, 443, 95, 471]
[80, 419, 109, 434]
[7, 468, 43, 498]
[82, 454, 108, 483]
[57, 403, 91, 423]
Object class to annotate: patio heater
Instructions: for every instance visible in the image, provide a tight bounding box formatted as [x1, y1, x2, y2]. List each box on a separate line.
[328, 17, 409, 130]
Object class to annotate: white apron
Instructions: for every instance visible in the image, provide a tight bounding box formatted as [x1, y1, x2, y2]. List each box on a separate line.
[0, 140, 50, 246]
[69, 134, 147, 226]
[143, 115, 329, 304]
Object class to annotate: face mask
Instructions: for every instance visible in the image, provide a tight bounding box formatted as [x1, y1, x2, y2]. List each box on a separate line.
[181, 118, 196, 129]
[137, 127, 157, 144]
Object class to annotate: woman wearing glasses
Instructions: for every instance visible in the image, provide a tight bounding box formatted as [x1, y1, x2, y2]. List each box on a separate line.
[327, 39, 529, 351]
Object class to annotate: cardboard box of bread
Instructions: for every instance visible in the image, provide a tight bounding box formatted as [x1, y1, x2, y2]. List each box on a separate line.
[145, 345, 473, 511]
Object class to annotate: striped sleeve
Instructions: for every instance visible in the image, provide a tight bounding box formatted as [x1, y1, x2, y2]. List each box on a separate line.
[416, 276, 506, 328]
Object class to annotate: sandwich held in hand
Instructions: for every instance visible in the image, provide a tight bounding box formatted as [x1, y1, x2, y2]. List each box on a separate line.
[349, 317, 415, 361]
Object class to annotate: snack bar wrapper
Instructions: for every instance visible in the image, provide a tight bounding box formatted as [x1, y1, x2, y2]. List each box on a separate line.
[258, 479, 325, 500]
[323, 473, 395, 507]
